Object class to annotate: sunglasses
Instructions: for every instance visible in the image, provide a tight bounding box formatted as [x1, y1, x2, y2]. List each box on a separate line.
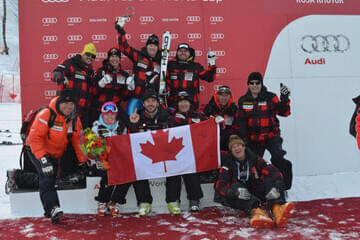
[248, 81, 261, 85]
[178, 91, 190, 97]
[101, 104, 118, 113]
[218, 86, 231, 94]
[85, 52, 96, 59]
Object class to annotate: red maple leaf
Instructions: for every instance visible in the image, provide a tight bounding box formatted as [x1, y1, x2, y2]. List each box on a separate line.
[140, 130, 184, 172]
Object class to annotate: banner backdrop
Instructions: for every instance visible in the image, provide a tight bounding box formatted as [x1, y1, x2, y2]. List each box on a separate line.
[18, 0, 360, 115]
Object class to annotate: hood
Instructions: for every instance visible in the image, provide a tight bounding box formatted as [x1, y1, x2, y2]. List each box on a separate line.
[213, 91, 234, 110]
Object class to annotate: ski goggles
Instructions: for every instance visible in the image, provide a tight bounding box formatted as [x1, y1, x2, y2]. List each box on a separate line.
[85, 52, 96, 59]
[218, 86, 231, 94]
[178, 91, 190, 97]
[101, 103, 118, 113]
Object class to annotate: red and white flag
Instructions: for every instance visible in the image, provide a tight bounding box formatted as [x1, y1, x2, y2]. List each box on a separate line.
[106, 119, 220, 185]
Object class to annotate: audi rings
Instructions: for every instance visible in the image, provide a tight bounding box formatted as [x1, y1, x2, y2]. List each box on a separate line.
[301, 34, 350, 53]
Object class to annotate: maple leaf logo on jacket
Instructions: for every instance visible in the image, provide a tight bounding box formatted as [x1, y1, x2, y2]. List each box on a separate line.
[140, 130, 184, 172]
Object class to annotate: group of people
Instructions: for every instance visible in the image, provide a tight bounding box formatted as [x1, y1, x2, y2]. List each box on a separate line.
[24, 18, 294, 228]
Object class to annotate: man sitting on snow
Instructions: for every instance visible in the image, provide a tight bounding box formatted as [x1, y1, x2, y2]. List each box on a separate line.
[216, 135, 294, 228]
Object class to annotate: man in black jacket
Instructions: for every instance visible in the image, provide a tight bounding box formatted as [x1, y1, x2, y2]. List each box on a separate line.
[216, 135, 294, 228]
[204, 85, 237, 151]
[129, 91, 179, 215]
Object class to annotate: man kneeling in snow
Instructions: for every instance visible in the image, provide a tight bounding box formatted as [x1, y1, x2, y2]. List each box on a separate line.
[215, 135, 294, 228]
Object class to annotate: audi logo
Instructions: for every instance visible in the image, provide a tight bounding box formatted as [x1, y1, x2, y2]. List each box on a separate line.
[216, 68, 227, 74]
[42, 17, 57, 24]
[140, 33, 152, 40]
[43, 54, 59, 60]
[97, 52, 107, 58]
[67, 17, 82, 24]
[186, 16, 201, 22]
[67, 53, 77, 58]
[44, 90, 57, 97]
[92, 34, 107, 41]
[42, 0, 69, 2]
[210, 33, 225, 39]
[210, 16, 224, 23]
[202, 0, 222, 3]
[171, 33, 179, 39]
[214, 50, 226, 56]
[139, 16, 155, 23]
[187, 33, 202, 39]
[195, 50, 203, 56]
[117, 16, 130, 23]
[67, 35, 83, 41]
[42, 35, 58, 42]
[43, 72, 51, 78]
[301, 34, 350, 53]
[125, 34, 131, 40]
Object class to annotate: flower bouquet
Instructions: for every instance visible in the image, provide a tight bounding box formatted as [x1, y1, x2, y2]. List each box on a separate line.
[80, 128, 110, 169]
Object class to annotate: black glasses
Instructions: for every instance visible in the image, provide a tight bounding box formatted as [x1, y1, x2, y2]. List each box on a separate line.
[85, 52, 96, 59]
[249, 81, 261, 85]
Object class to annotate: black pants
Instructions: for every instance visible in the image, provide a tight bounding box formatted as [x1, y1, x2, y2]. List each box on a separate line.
[26, 148, 59, 216]
[166, 173, 203, 203]
[226, 178, 286, 216]
[248, 136, 293, 190]
[96, 173, 153, 205]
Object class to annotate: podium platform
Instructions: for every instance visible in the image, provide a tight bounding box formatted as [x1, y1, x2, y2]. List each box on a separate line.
[9, 177, 219, 217]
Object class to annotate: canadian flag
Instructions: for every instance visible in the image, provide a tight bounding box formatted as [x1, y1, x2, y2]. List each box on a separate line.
[106, 119, 220, 185]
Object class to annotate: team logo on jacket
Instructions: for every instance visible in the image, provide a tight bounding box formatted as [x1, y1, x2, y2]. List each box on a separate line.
[258, 101, 267, 106]
[170, 72, 177, 80]
[184, 72, 194, 81]
[243, 102, 253, 110]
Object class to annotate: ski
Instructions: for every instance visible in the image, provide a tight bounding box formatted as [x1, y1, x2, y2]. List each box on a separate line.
[159, 31, 172, 106]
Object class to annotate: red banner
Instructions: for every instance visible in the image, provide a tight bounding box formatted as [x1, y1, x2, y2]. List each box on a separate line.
[18, 0, 360, 116]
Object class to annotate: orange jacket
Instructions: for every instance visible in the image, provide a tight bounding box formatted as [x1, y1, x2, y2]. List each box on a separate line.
[356, 107, 360, 149]
[26, 96, 87, 163]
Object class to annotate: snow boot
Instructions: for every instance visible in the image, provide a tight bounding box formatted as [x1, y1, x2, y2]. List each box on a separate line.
[5, 169, 17, 194]
[138, 203, 152, 216]
[272, 202, 295, 227]
[50, 206, 63, 224]
[189, 200, 200, 212]
[110, 202, 121, 217]
[167, 201, 181, 215]
[97, 202, 108, 216]
[249, 208, 274, 228]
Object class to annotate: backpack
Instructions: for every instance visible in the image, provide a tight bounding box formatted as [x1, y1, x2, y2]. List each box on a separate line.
[349, 95, 360, 138]
[20, 107, 56, 172]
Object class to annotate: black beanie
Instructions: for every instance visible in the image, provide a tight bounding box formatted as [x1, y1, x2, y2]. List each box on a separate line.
[107, 47, 121, 59]
[247, 72, 263, 85]
[142, 91, 159, 102]
[58, 89, 76, 104]
[146, 34, 159, 47]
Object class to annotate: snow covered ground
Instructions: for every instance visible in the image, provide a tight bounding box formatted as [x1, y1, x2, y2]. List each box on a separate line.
[1, 103, 360, 220]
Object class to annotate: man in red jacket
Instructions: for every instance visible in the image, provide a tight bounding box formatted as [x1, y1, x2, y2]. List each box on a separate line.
[26, 89, 86, 224]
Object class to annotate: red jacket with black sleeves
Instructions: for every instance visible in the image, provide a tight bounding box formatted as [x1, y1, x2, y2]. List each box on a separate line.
[117, 29, 161, 98]
[216, 149, 283, 197]
[234, 86, 290, 143]
[52, 54, 94, 124]
[166, 60, 216, 110]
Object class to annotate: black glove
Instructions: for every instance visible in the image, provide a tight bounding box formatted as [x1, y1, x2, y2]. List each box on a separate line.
[51, 72, 65, 85]
[226, 182, 251, 200]
[280, 83, 290, 101]
[39, 156, 54, 176]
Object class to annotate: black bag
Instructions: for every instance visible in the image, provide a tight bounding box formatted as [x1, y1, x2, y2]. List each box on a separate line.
[277, 160, 293, 191]
[14, 169, 39, 190]
[350, 95, 360, 138]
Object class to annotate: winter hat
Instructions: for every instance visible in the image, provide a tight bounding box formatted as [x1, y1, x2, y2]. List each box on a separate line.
[81, 43, 97, 57]
[146, 34, 159, 47]
[58, 89, 76, 104]
[228, 135, 245, 151]
[247, 72, 263, 85]
[142, 91, 159, 102]
[217, 85, 231, 95]
[177, 90, 192, 103]
[177, 43, 190, 51]
[107, 47, 121, 59]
